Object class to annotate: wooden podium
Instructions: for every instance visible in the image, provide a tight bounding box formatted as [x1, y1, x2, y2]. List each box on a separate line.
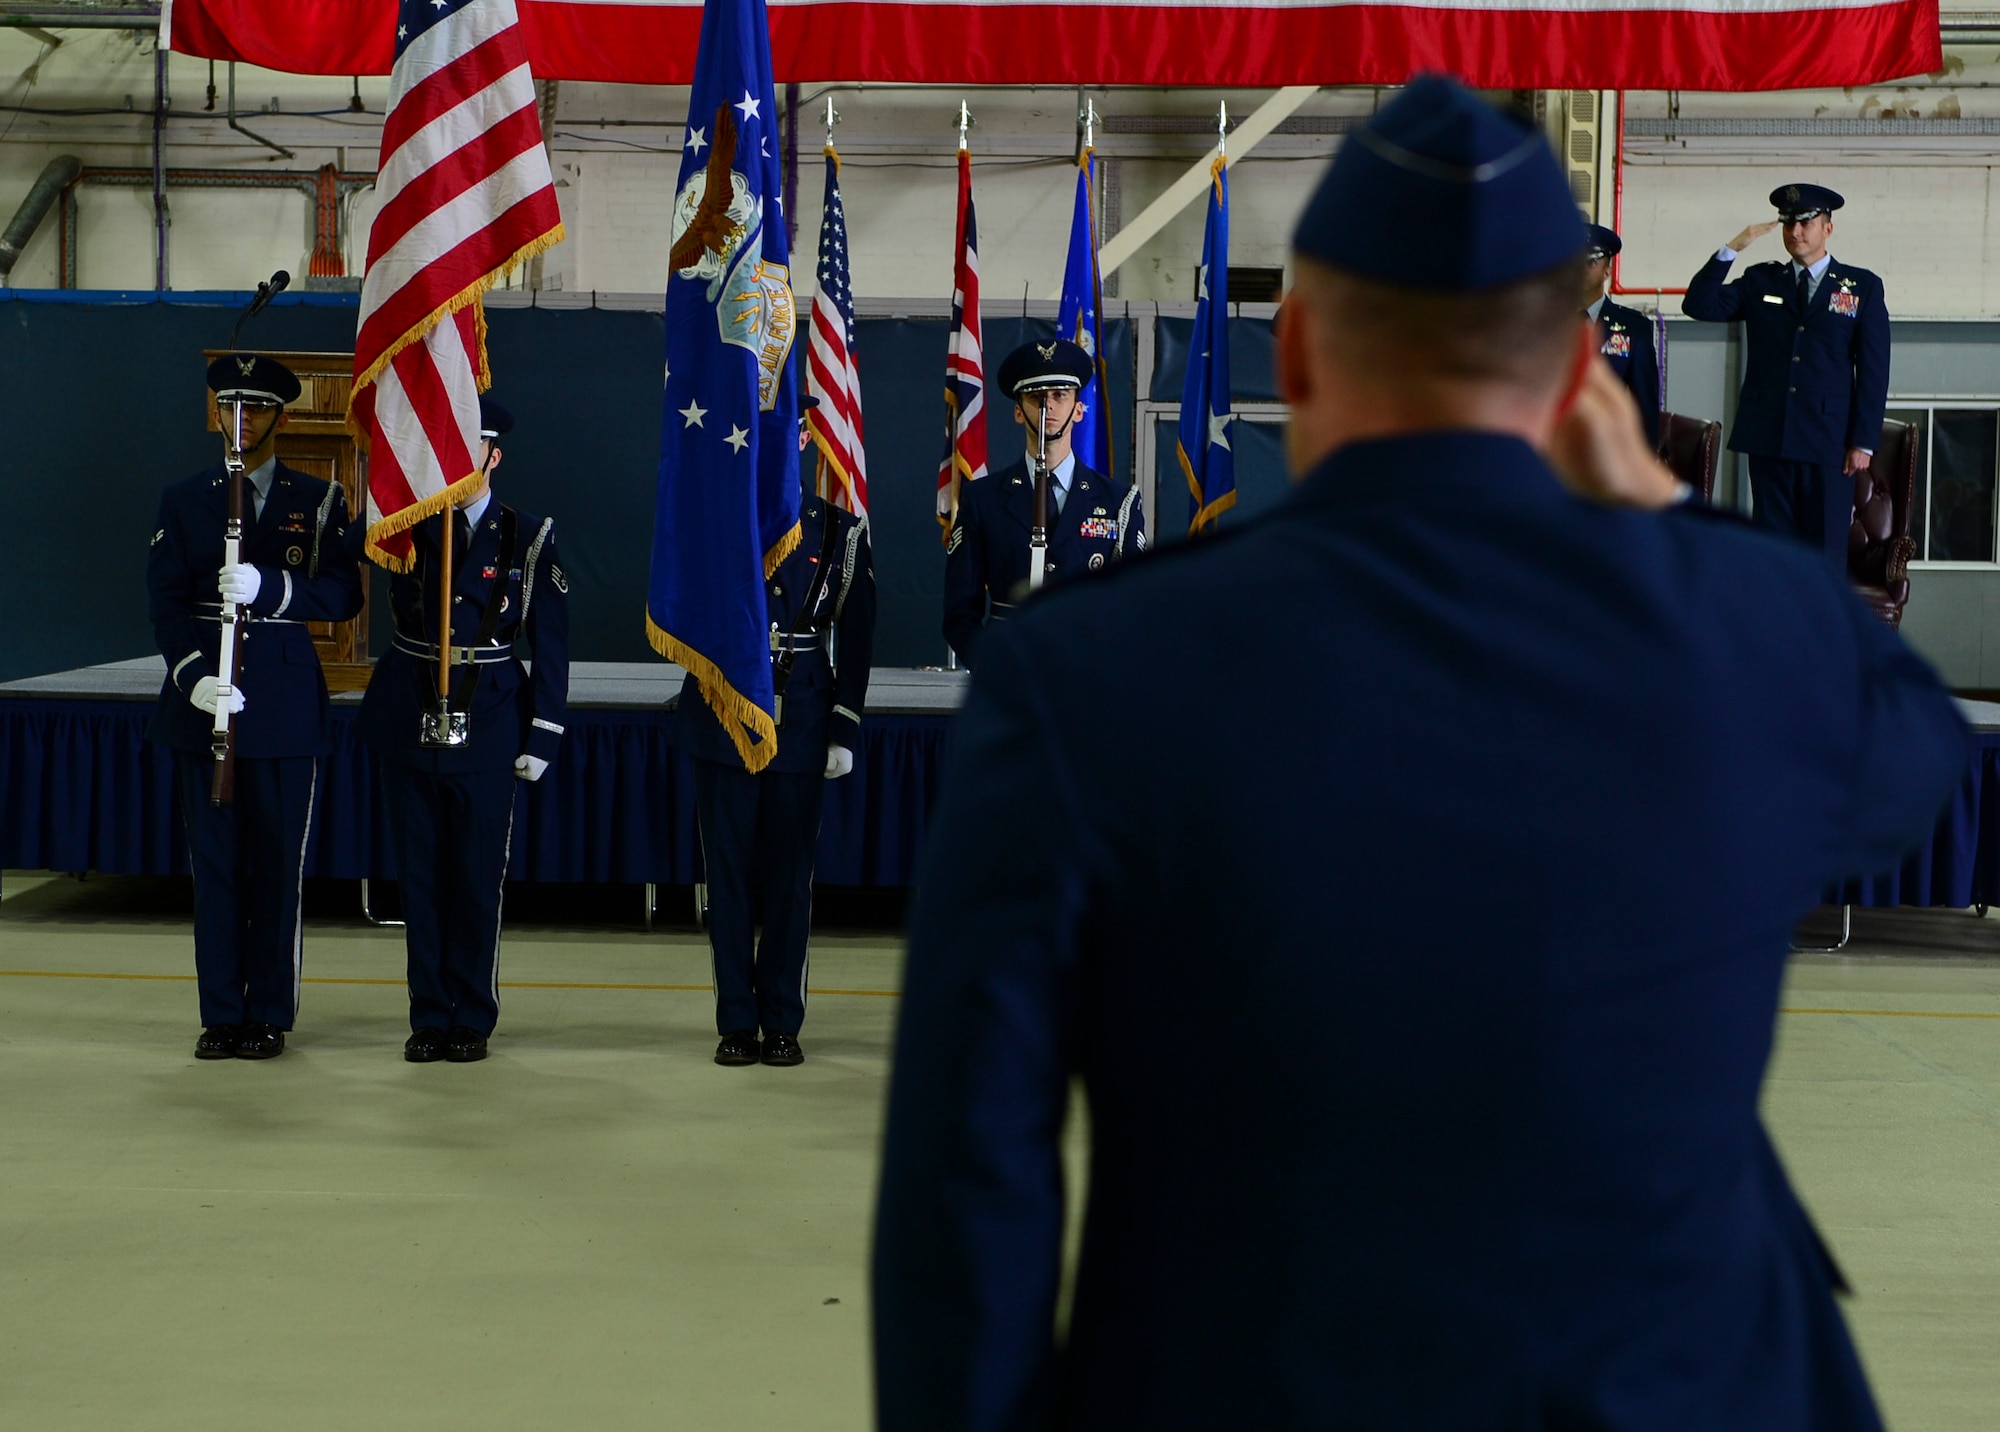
[204, 350, 373, 693]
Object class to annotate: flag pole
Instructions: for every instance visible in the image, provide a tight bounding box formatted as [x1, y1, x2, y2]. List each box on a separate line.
[825, 94, 837, 148]
[436, 499, 454, 703]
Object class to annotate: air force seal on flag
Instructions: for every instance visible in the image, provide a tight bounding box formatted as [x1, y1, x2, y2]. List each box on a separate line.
[669, 113, 795, 413]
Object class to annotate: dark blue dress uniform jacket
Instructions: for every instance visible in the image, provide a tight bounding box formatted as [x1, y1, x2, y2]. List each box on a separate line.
[875, 430, 1968, 1432]
[1683, 254, 1891, 465]
[943, 459, 1145, 667]
[1598, 297, 1662, 450]
[146, 462, 363, 757]
[672, 496, 876, 775]
[354, 504, 569, 774]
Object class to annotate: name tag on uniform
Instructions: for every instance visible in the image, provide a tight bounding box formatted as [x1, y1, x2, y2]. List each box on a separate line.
[1602, 332, 1631, 358]
[1762, 294, 1786, 304]
[1829, 290, 1860, 317]
[1079, 518, 1119, 541]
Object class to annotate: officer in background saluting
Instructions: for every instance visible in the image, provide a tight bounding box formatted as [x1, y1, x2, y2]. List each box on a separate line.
[1581, 223, 1661, 451]
[148, 354, 364, 1061]
[1683, 183, 1891, 573]
[354, 396, 569, 1065]
[943, 338, 1145, 667]
[673, 395, 876, 1069]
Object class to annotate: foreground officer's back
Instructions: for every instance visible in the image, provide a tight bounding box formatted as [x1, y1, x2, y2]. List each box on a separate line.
[875, 77, 1968, 1432]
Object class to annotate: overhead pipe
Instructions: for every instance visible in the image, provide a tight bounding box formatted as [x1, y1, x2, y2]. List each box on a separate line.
[0, 154, 80, 282]
[227, 61, 293, 161]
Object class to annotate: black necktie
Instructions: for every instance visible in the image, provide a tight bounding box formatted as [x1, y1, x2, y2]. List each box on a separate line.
[1796, 267, 1811, 310]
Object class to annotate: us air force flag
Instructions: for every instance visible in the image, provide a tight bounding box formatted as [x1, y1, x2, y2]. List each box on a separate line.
[646, 0, 801, 773]
[1180, 157, 1234, 532]
[1058, 150, 1111, 477]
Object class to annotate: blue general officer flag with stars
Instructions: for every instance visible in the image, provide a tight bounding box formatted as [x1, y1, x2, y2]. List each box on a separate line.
[646, 0, 801, 773]
[1180, 157, 1234, 532]
[1058, 152, 1111, 477]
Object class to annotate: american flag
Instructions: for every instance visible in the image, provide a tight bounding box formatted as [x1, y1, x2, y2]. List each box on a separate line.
[807, 145, 868, 520]
[348, 0, 564, 569]
[936, 142, 987, 536]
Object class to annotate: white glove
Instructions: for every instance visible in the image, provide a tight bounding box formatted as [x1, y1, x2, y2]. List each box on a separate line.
[191, 676, 245, 716]
[823, 744, 854, 780]
[218, 563, 262, 606]
[514, 754, 549, 782]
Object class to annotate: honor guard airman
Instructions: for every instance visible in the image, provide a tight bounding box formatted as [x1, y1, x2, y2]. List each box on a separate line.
[148, 353, 364, 1061]
[672, 395, 876, 1068]
[1683, 183, 1891, 573]
[942, 338, 1146, 667]
[353, 396, 570, 1064]
[1582, 223, 1662, 451]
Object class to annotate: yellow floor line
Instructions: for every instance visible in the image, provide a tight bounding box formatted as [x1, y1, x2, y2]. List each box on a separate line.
[0, 969, 900, 997]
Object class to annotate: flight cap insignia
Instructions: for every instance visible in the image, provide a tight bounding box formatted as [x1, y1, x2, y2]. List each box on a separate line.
[237, 356, 257, 376]
[1037, 342, 1057, 360]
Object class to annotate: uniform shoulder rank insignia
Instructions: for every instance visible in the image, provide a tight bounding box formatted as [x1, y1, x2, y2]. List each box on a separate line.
[1135, 531, 1147, 551]
[550, 564, 568, 594]
[946, 523, 965, 554]
[151, 529, 164, 547]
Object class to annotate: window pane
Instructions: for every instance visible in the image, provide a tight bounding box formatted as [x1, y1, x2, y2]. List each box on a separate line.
[1928, 409, 1998, 563]
[1885, 408, 1928, 559]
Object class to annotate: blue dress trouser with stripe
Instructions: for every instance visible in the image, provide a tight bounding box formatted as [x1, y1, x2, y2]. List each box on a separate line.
[175, 751, 318, 1030]
[693, 758, 827, 1038]
[1749, 456, 1850, 578]
[382, 765, 518, 1037]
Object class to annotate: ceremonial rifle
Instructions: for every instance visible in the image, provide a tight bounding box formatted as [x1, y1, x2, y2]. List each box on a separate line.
[1028, 394, 1051, 592]
[209, 270, 291, 806]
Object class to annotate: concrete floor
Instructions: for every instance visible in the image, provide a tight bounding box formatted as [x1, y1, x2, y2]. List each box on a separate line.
[1, 879, 1996, 1430]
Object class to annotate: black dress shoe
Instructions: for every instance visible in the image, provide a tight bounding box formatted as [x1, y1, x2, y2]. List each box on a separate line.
[714, 1031, 761, 1066]
[235, 1022, 285, 1060]
[404, 1028, 448, 1063]
[445, 1027, 489, 1063]
[761, 1032, 804, 1067]
[195, 1025, 240, 1059]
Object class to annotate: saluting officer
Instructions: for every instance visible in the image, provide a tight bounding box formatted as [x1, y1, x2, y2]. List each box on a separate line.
[1683, 183, 1891, 573]
[1582, 223, 1662, 451]
[943, 338, 1146, 667]
[672, 395, 876, 1069]
[354, 396, 570, 1065]
[148, 354, 364, 1061]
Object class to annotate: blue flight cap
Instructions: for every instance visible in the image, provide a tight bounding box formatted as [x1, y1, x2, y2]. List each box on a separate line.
[1583, 223, 1622, 260]
[1771, 183, 1843, 221]
[478, 395, 513, 438]
[1292, 75, 1584, 291]
[206, 352, 300, 406]
[998, 338, 1093, 398]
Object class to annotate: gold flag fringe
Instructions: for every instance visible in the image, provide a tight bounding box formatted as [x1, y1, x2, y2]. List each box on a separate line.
[645, 613, 779, 774]
[362, 469, 490, 572]
[343, 221, 566, 448]
[1180, 440, 1236, 534]
[763, 519, 802, 580]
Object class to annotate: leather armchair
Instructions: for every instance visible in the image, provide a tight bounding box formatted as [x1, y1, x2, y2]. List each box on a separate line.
[1848, 418, 1919, 629]
[1656, 413, 1722, 505]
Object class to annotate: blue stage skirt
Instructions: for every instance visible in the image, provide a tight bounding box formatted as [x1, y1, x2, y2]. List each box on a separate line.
[0, 700, 947, 887]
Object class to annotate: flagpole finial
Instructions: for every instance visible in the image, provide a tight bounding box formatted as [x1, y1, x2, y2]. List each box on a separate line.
[824, 95, 838, 148]
[957, 101, 971, 151]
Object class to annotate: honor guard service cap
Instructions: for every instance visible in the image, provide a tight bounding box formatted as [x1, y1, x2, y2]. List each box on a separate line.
[478, 395, 513, 438]
[206, 352, 300, 407]
[1292, 75, 1584, 292]
[998, 338, 1093, 398]
[799, 393, 820, 411]
[1583, 223, 1623, 260]
[1771, 183, 1844, 221]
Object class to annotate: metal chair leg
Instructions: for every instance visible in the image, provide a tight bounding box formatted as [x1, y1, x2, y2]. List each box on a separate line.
[360, 877, 405, 928]
[1790, 904, 1852, 954]
[643, 882, 655, 932]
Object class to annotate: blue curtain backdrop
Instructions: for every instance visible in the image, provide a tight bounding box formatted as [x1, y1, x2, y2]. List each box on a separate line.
[0, 293, 1134, 681]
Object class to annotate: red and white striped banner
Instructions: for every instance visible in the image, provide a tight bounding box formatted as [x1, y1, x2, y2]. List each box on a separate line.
[348, 0, 564, 570]
[165, 0, 1941, 90]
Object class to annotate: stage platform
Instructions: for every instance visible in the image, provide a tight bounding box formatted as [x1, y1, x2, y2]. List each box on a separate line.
[6, 662, 2000, 910]
[0, 659, 967, 890]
